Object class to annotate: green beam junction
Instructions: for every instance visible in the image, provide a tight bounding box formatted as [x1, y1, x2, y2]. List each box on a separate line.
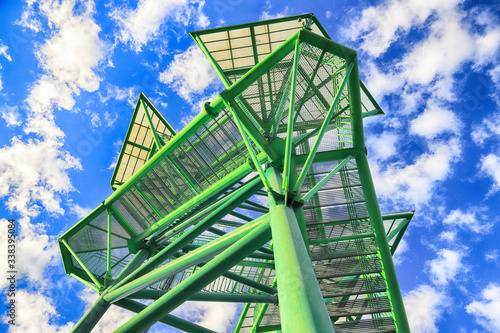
[60, 13, 413, 333]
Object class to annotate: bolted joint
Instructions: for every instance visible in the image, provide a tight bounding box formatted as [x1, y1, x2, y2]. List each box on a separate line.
[292, 199, 305, 212]
[203, 101, 219, 118]
[269, 190, 285, 205]
[285, 191, 304, 211]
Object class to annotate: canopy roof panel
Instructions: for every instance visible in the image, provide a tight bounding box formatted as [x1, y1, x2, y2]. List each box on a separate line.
[190, 13, 329, 76]
[111, 93, 176, 189]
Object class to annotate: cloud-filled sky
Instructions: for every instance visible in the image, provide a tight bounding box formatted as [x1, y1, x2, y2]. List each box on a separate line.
[0, 0, 499, 332]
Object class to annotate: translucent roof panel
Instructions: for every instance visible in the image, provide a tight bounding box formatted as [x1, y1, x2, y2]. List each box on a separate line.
[111, 93, 176, 189]
[191, 13, 329, 78]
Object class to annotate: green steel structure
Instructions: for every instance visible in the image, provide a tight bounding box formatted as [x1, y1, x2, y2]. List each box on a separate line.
[59, 14, 413, 333]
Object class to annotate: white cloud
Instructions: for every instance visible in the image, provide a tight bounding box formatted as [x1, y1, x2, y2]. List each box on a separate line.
[100, 84, 138, 106]
[0, 218, 60, 292]
[1, 105, 22, 127]
[69, 204, 92, 219]
[439, 230, 457, 243]
[350, 1, 500, 110]
[443, 207, 492, 234]
[260, 6, 289, 20]
[160, 44, 219, 103]
[0, 137, 81, 216]
[472, 112, 500, 146]
[400, 11, 475, 86]
[427, 248, 465, 286]
[361, 61, 403, 101]
[466, 283, 500, 332]
[2, 290, 73, 332]
[0, 0, 111, 217]
[366, 132, 398, 160]
[173, 301, 238, 332]
[404, 285, 448, 333]
[485, 249, 500, 266]
[479, 153, 500, 195]
[0, 41, 12, 61]
[77, 289, 138, 332]
[110, 0, 209, 52]
[89, 112, 101, 128]
[347, 0, 461, 57]
[372, 138, 461, 207]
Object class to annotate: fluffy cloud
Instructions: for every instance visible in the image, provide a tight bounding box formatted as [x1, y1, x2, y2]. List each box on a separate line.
[427, 249, 465, 286]
[173, 301, 238, 332]
[0, 0, 110, 216]
[479, 154, 500, 195]
[366, 132, 398, 160]
[372, 138, 461, 207]
[110, 0, 209, 52]
[443, 206, 492, 234]
[466, 283, 500, 332]
[0, 41, 12, 61]
[347, 0, 461, 57]
[1, 105, 22, 127]
[350, 0, 500, 107]
[404, 285, 448, 333]
[2, 290, 73, 332]
[0, 218, 60, 290]
[410, 105, 461, 139]
[471, 112, 500, 146]
[0, 137, 80, 216]
[24, 0, 110, 140]
[159, 44, 219, 103]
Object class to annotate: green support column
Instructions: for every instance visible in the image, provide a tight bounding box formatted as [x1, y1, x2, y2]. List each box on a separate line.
[356, 152, 411, 333]
[114, 216, 272, 332]
[266, 167, 334, 333]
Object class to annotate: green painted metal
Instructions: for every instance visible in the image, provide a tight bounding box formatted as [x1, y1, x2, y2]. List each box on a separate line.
[294, 62, 354, 193]
[115, 298, 217, 333]
[71, 249, 150, 333]
[104, 215, 269, 303]
[61, 239, 103, 289]
[266, 167, 334, 333]
[355, 152, 411, 332]
[282, 38, 301, 197]
[128, 290, 278, 304]
[106, 210, 112, 281]
[114, 217, 272, 332]
[228, 102, 273, 191]
[301, 154, 354, 202]
[110, 177, 263, 291]
[61, 14, 413, 333]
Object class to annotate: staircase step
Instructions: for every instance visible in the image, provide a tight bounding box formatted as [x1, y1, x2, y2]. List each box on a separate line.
[314, 255, 381, 279]
[320, 276, 386, 298]
[333, 317, 396, 333]
[327, 296, 391, 317]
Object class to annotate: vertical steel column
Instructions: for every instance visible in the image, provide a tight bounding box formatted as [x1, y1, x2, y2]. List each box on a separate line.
[356, 153, 411, 333]
[266, 167, 334, 333]
[347, 51, 410, 332]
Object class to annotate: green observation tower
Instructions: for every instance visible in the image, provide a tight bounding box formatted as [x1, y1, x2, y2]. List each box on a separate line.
[59, 14, 413, 333]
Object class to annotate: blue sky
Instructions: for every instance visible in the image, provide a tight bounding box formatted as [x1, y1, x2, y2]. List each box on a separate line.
[0, 0, 499, 332]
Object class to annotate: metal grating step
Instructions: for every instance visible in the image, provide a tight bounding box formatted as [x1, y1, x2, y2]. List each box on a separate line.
[307, 220, 373, 241]
[333, 317, 396, 333]
[327, 296, 392, 317]
[320, 276, 386, 298]
[314, 255, 382, 279]
[309, 237, 378, 260]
